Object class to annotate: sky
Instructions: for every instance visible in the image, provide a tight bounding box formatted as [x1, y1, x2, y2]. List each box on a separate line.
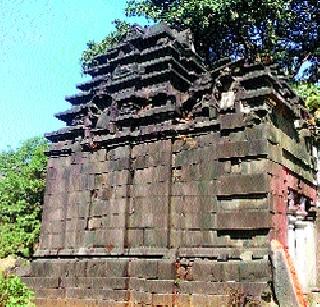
[0, 0, 146, 150]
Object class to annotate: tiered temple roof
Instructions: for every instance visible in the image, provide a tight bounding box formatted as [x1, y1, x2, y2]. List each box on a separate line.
[47, 24, 206, 145]
[47, 23, 312, 156]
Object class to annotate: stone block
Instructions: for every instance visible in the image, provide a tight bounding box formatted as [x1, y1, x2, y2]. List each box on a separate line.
[190, 261, 241, 283]
[152, 294, 173, 306]
[23, 277, 59, 290]
[175, 294, 191, 306]
[105, 259, 128, 277]
[34, 289, 65, 299]
[202, 230, 218, 247]
[239, 260, 271, 282]
[184, 230, 203, 247]
[144, 228, 168, 247]
[190, 294, 209, 306]
[95, 289, 130, 301]
[219, 113, 244, 130]
[201, 213, 217, 229]
[130, 290, 153, 305]
[217, 196, 269, 212]
[217, 174, 269, 195]
[199, 161, 225, 180]
[129, 260, 158, 279]
[128, 230, 144, 247]
[157, 260, 175, 280]
[216, 211, 271, 229]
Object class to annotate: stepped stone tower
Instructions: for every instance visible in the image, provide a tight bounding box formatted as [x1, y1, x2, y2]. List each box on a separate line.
[21, 24, 319, 306]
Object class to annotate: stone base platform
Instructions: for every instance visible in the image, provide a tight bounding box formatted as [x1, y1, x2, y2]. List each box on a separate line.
[21, 257, 273, 306]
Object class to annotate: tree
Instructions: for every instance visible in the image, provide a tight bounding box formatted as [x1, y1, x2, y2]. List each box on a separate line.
[80, 19, 131, 72]
[292, 83, 320, 114]
[81, 0, 290, 68]
[125, 0, 319, 69]
[81, 0, 318, 72]
[0, 137, 48, 258]
[126, 0, 285, 59]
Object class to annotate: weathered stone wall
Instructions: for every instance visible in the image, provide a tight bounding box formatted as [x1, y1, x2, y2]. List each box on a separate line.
[37, 128, 277, 257]
[24, 124, 317, 305]
[19, 24, 318, 306]
[24, 127, 275, 305]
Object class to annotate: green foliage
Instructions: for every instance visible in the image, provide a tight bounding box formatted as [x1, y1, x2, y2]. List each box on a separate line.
[81, 1, 317, 71]
[125, 0, 288, 58]
[0, 137, 48, 258]
[126, 0, 286, 29]
[292, 83, 320, 112]
[81, 0, 293, 69]
[0, 273, 34, 307]
[81, 0, 318, 69]
[80, 19, 131, 72]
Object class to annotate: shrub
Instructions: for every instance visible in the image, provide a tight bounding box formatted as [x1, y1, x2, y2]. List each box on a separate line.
[292, 83, 320, 112]
[0, 273, 34, 307]
[0, 137, 48, 258]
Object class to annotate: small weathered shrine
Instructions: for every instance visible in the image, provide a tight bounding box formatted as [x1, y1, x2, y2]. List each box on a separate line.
[21, 24, 319, 306]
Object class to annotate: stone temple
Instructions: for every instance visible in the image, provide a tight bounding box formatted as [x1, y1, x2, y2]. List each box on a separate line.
[21, 24, 319, 306]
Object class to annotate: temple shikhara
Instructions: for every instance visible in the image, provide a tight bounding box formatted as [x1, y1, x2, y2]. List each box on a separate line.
[21, 24, 319, 306]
